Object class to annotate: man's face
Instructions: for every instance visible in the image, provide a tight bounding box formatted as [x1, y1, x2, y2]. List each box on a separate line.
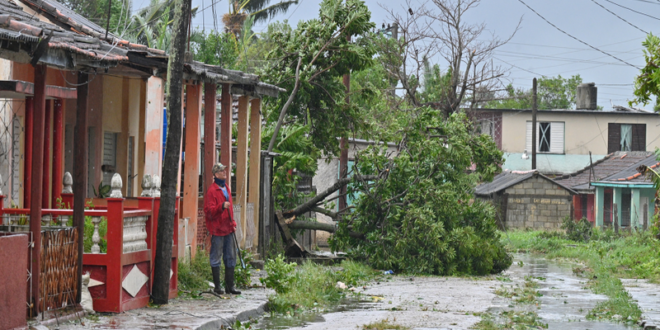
[214, 169, 227, 180]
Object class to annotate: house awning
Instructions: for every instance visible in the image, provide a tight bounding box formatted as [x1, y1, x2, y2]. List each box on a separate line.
[0, 80, 77, 99]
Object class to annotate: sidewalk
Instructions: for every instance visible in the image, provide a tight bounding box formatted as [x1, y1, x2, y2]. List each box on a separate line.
[38, 277, 273, 330]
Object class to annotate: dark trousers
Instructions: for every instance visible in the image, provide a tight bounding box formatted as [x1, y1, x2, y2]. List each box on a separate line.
[209, 233, 236, 268]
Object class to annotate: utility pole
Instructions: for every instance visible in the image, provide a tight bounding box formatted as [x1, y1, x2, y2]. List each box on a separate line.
[532, 78, 537, 170]
[338, 34, 350, 214]
[152, 0, 191, 304]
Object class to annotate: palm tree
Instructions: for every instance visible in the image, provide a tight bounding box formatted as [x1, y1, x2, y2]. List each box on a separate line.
[222, 0, 298, 36]
[125, 0, 197, 50]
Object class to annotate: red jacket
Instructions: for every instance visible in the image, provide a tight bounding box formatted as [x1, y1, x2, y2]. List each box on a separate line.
[204, 183, 236, 237]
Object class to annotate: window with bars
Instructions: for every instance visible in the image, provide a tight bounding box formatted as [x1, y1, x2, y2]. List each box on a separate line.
[607, 123, 645, 153]
[526, 121, 565, 154]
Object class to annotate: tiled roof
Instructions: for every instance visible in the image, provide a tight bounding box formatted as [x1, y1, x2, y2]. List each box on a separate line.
[598, 154, 659, 184]
[555, 151, 655, 191]
[0, 0, 132, 66]
[0, 0, 284, 96]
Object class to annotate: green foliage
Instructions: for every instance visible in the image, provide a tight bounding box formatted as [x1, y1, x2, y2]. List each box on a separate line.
[331, 110, 511, 276]
[83, 217, 107, 253]
[561, 216, 593, 242]
[266, 259, 377, 313]
[178, 252, 214, 294]
[60, 0, 130, 34]
[485, 75, 584, 110]
[191, 30, 239, 68]
[235, 250, 254, 288]
[262, 123, 319, 210]
[633, 34, 660, 109]
[475, 310, 548, 329]
[92, 182, 111, 198]
[259, 0, 376, 156]
[260, 254, 297, 294]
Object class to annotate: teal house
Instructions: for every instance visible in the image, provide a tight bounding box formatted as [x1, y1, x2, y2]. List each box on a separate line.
[591, 154, 658, 228]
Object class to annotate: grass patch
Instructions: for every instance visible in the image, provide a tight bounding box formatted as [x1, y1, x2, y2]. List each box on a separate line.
[362, 319, 410, 330]
[494, 276, 542, 304]
[473, 310, 548, 329]
[265, 259, 379, 314]
[503, 229, 652, 324]
[177, 253, 214, 295]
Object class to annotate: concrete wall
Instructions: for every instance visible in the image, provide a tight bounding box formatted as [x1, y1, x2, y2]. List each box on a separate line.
[504, 176, 572, 229]
[0, 234, 28, 330]
[501, 111, 660, 155]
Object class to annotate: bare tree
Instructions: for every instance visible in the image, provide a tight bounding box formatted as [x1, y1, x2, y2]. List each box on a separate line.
[380, 0, 520, 117]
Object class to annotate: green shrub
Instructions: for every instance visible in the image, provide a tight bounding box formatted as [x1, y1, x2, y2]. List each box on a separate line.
[235, 249, 253, 288]
[562, 216, 592, 242]
[260, 254, 297, 294]
[178, 253, 214, 293]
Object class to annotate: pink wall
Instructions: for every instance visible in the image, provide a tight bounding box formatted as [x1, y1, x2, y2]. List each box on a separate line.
[0, 234, 28, 330]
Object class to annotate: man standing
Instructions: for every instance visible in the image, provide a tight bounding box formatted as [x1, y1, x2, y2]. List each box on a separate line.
[203, 163, 242, 295]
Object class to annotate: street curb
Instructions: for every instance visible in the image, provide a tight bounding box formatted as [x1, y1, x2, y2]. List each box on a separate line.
[29, 310, 88, 329]
[195, 301, 269, 330]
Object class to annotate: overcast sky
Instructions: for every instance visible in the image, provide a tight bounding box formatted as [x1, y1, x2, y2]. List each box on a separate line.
[132, 0, 658, 109]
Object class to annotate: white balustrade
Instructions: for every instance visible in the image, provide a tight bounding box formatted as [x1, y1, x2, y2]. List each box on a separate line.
[91, 216, 102, 254]
[123, 216, 148, 253]
[140, 175, 152, 197]
[152, 175, 161, 197]
[109, 173, 123, 198]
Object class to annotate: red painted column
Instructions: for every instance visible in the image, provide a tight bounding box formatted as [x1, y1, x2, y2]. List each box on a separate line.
[105, 197, 125, 312]
[203, 83, 216, 197]
[42, 100, 52, 208]
[24, 97, 33, 209]
[203, 84, 217, 253]
[29, 64, 47, 315]
[220, 84, 232, 189]
[52, 99, 64, 207]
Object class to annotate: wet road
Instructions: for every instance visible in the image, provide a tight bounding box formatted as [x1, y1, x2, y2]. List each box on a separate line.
[253, 254, 638, 330]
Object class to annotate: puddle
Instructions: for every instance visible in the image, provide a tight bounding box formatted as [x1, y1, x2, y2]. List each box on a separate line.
[505, 254, 636, 329]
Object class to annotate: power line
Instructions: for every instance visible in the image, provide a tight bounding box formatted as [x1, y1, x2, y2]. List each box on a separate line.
[589, 0, 648, 34]
[516, 0, 641, 69]
[603, 0, 660, 21]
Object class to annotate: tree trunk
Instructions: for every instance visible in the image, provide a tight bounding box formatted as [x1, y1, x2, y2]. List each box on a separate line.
[282, 175, 376, 218]
[288, 220, 364, 239]
[152, 0, 190, 305]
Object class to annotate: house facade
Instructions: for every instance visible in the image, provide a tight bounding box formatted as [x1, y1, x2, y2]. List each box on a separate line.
[555, 151, 656, 227]
[476, 170, 576, 229]
[0, 0, 282, 319]
[469, 84, 660, 175]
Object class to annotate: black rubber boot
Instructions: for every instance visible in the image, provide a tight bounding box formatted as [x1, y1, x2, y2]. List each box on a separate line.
[225, 267, 241, 294]
[211, 266, 224, 294]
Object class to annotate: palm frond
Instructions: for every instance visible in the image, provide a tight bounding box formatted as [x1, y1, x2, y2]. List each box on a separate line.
[248, 0, 299, 25]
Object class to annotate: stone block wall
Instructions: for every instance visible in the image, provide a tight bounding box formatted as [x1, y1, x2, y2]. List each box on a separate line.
[504, 176, 572, 229]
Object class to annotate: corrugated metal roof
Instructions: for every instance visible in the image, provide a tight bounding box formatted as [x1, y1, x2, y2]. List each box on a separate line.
[476, 170, 535, 196]
[476, 170, 577, 196]
[555, 151, 654, 191]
